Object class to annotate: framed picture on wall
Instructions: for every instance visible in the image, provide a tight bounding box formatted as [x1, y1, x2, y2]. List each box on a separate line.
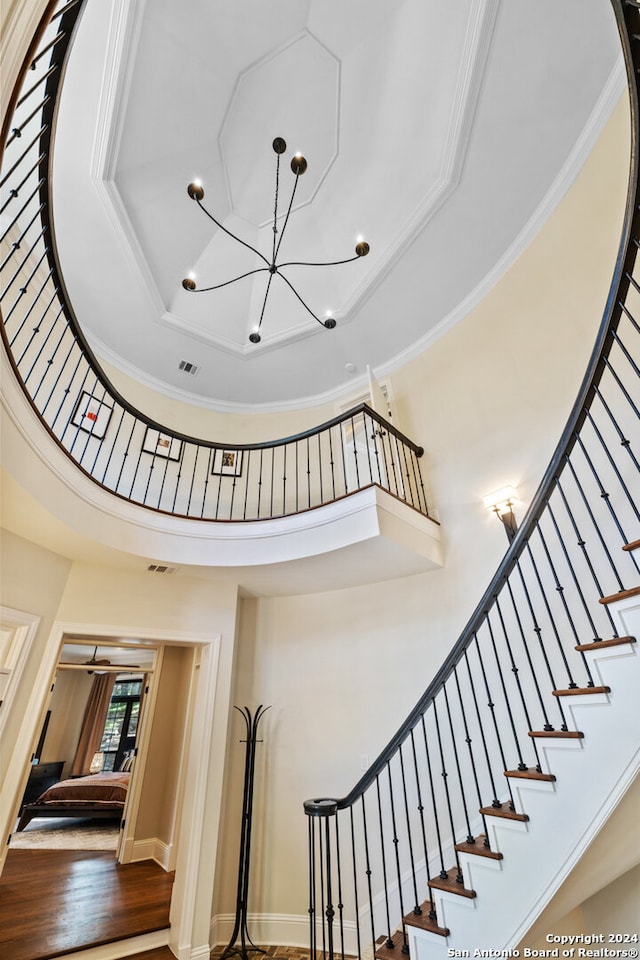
[71, 391, 113, 438]
[211, 448, 243, 477]
[142, 427, 183, 461]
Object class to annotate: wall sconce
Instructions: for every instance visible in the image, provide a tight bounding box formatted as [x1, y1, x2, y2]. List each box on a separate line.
[483, 486, 519, 543]
[89, 751, 104, 774]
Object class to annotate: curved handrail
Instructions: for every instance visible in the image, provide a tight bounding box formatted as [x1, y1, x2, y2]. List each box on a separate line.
[0, 0, 428, 523]
[309, 0, 640, 813]
[303, 1, 640, 954]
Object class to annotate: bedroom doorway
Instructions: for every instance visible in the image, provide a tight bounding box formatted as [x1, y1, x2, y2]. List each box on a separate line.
[2, 621, 222, 959]
[11, 641, 156, 857]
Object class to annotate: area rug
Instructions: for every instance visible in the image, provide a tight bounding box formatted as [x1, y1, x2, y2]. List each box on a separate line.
[9, 817, 119, 850]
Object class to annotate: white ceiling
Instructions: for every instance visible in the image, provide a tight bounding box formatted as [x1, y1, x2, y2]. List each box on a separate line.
[51, 0, 622, 412]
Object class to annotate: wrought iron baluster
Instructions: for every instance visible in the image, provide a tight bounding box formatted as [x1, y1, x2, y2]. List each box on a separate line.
[13, 280, 57, 358]
[442, 682, 473, 844]
[375, 773, 394, 948]
[431, 697, 463, 883]
[419, 711, 447, 878]
[348, 807, 363, 960]
[485, 608, 529, 772]
[505, 570, 555, 732]
[494, 593, 542, 770]
[471, 633, 516, 811]
[397, 742, 420, 916]
[385, 760, 409, 953]
[530, 517, 589, 686]
[592, 383, 640, 476]
[409, 726, 437, 921]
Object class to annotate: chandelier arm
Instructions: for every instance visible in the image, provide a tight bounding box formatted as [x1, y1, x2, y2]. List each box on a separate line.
[256, 271, 275, 333]
[191, 267, 270, 293]
[273, 173, 300, 263]
[277, 255, 362, 269]
[272, 152, 281, 265]
[276, 271, 328, 327]
[196, 199, 270, 267]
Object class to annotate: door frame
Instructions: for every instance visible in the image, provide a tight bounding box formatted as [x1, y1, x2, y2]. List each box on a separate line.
[3, 618, 222, 957]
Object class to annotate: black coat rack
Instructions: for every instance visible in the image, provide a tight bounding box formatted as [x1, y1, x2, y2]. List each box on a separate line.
[220, 704, 270, 960]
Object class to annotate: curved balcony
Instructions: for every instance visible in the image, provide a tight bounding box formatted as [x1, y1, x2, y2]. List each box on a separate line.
[0, 0, 429, 528]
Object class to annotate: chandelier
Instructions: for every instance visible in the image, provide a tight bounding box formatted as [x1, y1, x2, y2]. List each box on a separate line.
[182, 137, 370, 344]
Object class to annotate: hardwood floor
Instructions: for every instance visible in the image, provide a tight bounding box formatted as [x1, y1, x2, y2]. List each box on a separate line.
[0, 849, 174, 960]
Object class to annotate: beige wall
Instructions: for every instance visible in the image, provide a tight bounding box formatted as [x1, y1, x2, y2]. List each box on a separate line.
[44, 668, 93, 776]
[0, 530, 71, 800]
[523, 866, 640, 948]
[211, 96, 631, 924]
[137, 644, 194, 844]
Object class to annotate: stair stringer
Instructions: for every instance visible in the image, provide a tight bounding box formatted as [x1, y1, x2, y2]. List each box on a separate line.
[407, 595, 640, 960]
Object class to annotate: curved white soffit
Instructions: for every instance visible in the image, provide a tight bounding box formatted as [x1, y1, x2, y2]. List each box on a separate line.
[1, 351, 441, 573]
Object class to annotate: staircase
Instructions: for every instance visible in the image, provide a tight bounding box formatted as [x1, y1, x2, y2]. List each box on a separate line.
[304, 1, 640, 954]
[404, 583, 640, 956]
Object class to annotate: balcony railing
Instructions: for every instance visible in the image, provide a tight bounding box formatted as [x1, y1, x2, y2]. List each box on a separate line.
[0, 0, 428, 523]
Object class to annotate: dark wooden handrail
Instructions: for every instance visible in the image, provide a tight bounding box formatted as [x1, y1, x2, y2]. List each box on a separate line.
[308, 0, 640, 815]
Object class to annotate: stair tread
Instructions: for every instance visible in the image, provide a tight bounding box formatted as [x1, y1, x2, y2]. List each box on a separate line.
[428, 868, 476, 898]
[454, 834, 503, 860]
[552, 685, 610, 697]
[403, 903, 450, 937]
[528, 729, 584, 738]
[504, 767, 556, 781]
[480, 801, 529, 822]
[375, 930, 408, 959]
[575, 636, 636, 651]
[600, 585, 640, 605]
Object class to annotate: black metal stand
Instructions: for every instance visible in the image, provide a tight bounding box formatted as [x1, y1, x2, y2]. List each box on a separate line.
[220, 704, 270, 960]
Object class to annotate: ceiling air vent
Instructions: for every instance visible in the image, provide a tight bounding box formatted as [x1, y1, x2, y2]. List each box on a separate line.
[178, 359, 199, 376]
[147, 564, 178, 575]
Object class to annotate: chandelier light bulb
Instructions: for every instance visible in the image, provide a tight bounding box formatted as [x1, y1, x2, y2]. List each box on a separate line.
[324, 310, 336, 330]
[290, 152, 307, 175]
[182, 273, 197, 291]
[187, 180, 205, 201]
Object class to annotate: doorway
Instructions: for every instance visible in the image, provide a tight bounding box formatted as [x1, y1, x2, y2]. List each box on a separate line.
[9, 641, 155, 859]
[1, 621, 223, 958]
[3, 621, 224, 949]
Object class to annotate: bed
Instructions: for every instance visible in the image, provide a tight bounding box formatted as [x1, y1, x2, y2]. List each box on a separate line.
[16, 770, 130, 831]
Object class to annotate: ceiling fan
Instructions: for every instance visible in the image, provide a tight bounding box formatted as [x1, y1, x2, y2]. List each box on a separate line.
[58, 646, 139, 674]
[84, 646, 112, 674]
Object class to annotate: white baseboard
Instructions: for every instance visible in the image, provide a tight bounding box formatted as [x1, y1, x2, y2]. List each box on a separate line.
[211, 912, 359, 955]
[131, 836, 172, 870]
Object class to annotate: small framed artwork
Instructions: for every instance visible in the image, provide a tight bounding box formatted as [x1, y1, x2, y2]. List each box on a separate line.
[211, 448, 243, 477]
[142, 427, 183, 461]
[71, 391, 113, 439]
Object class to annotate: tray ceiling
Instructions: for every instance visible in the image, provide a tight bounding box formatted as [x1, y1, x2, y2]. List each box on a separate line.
[51, 0, 622, 411]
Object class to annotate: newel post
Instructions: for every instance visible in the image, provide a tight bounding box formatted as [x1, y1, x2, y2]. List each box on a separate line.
[304, 797, 339, 960]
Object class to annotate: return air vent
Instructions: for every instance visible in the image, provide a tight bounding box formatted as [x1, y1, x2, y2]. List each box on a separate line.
[178, 360, 199, 376]
[147, 564, 178, 575]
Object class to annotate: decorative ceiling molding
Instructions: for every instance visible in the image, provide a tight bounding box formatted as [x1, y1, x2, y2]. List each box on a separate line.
[89, 0, 146, 183]
[372, 55, 627, 385]
[82, 43, 624, 421]
[218, 29, 341, 228]
[86, 0, 500, 358]
[334, 0, 501, 325]
[51, 0, 623, 411]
